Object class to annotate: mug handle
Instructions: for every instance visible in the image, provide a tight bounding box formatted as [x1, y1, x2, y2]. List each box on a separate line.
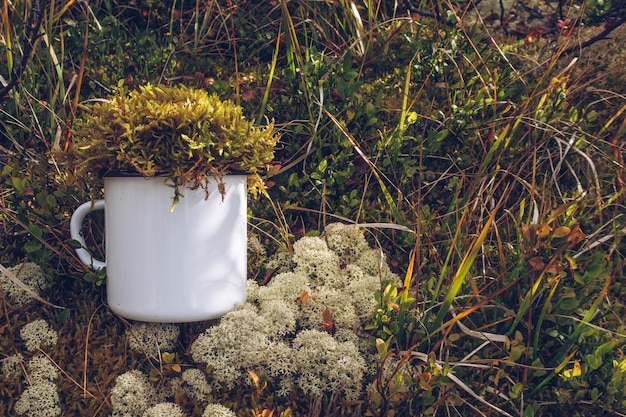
[70, 200, 106, 271]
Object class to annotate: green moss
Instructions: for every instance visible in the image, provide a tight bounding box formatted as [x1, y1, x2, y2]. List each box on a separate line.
[70, 84, 280, 195]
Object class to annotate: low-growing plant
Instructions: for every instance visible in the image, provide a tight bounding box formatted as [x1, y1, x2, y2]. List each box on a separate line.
[68, 83, 280, 203]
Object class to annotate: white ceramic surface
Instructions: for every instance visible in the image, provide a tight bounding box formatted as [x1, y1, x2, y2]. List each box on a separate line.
[70, 176, 247, 322]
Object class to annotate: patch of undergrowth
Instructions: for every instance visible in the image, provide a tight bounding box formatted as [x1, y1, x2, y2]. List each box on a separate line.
[1, 0, 625, 416]
[1, 225, 397, 416]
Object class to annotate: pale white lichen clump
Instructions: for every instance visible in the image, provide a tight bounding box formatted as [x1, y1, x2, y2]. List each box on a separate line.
[190, 304, 293, 391]
[263, 250, 295, 273]
[142, 402, 185, 417]
[355, 247, 396, 281]
[126, 323, 180, 359]
[181, 368, 213, 402]
[12, 320, 62, 417]
[323, 222, 371, 264]
[256, 271, 311, 305]
[0, 262, 47, 306]
[13, 380, 61, 417]
[202, 403, 237, 417]
[20, 319, 58, 352]
[1, 353, 23, 377]
[27, 354, 60, 384]
[191, 223, 399, 402]
[292, 329, 365, 400]
[111, 370, 158, 417]
[291, 235, 342, 287]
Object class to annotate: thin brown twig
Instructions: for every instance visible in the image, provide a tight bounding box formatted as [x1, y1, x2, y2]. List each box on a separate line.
[84, 304, 104, 400]
[37, 348, 98, 399]
[563, 14, 626, 55]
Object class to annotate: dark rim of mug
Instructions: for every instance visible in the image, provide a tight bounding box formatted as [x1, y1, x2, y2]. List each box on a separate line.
[103, 170, 250, 178]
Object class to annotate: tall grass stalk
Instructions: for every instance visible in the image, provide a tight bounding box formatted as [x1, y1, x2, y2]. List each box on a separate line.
[1, 0, 12, 75]
[324, 107, 411, 229]
[256, 25, 282, 125]
[427, 190, 504, 336]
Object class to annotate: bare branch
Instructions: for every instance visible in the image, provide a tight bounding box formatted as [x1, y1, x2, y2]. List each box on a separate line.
[563, 15, 626, 55]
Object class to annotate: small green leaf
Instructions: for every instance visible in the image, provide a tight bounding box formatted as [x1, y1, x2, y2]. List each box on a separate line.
[510, 382, 524, 399]
[29, 225, 43, 238]
[375, 338, 388, 356]
[12, 177, 25, 192]
[162, 352, 176, 364]
[406, 111, 418, 125]
[46, 194, 58, 209]
[509, 345, 526, 362]
[24, 241, 42, 253]
[57, 309, 70, 324]
[69, 239, 84, 249]
[558, 298, 579, 311]
[568, 107, 578, 123]
[586, 110, 598, 123]
[448, 333, 461, 342]
[586, 353, 602, 370]
[388, 321, 400, 335]
[595, 341, 617, 357]
[347, 80, 363, 95]
[590, 387, 601, 401]
[343, 69, 358, 80]
[336, 78, 348, 99]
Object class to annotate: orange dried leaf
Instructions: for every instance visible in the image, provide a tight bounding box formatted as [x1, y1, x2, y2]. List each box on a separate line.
[248, 370, 260, 386]
[552, 225, 571, 239]
[567, 224, 586, 246]
[536, 223, 551, 239]
[295, 291, 309, 305]
[321, 307, 336, 334]
[268, 163, 282, 176]
[418, 372, 433, 390]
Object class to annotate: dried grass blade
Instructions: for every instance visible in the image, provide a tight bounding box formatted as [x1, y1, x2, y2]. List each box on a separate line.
[428, 190, 505, 335]
[0, 263, 64, 309]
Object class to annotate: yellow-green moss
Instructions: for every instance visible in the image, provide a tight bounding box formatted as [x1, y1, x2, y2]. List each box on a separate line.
[70, 84, 280, 193]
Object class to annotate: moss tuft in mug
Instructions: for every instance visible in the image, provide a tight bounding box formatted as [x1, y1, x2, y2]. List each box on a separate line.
[68, 83, 280, 204]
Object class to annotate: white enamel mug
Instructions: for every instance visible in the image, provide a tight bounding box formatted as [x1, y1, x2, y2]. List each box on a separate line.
[70, 175, 247, 323]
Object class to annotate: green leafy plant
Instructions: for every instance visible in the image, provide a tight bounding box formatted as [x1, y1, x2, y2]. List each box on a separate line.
[69, 83, 280, 203]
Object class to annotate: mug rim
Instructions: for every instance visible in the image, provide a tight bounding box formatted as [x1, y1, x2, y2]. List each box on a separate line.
[103, 170, 250, 178]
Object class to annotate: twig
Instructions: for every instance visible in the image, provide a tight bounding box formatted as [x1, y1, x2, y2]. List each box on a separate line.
[0, 262, 64, 309]
[563, 14, 626, 55]
[37, 348, 98, 399]
[84, 304, 104, 400]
